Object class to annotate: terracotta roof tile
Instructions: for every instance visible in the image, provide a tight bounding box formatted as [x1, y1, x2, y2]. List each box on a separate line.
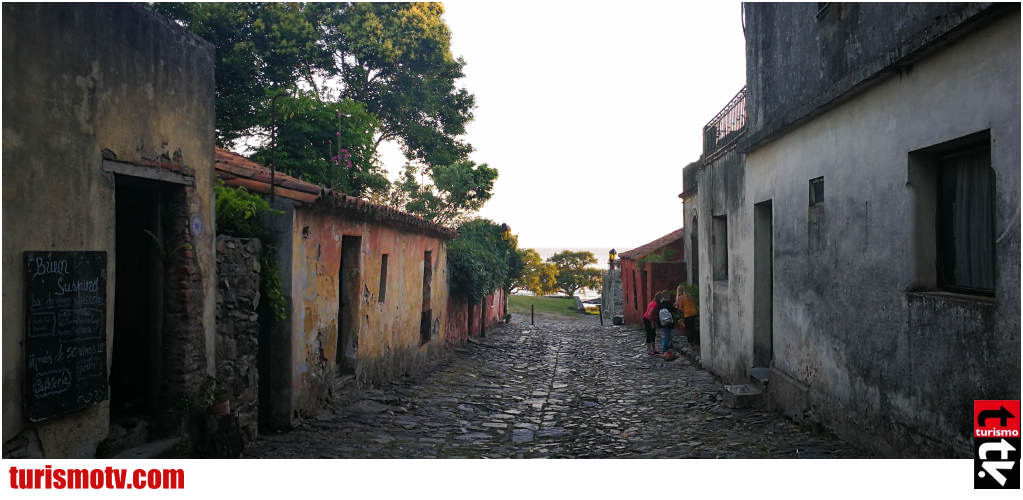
[214, 148, 458, 240]
[619, 228, 685, 260]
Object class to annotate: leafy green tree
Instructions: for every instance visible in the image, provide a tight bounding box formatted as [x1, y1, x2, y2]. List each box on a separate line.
[151, 2, 332, 147]
[512, 248, 558, 296]
[249, 90, 387, 198]
[548, 251, 602, 297]
[382, 161, 498, 225]
[315, 2, 475, 167]
[446, 219, 521, 304]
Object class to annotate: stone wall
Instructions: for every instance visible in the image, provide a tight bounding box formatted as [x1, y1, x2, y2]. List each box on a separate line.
[214, 236, 262, 444]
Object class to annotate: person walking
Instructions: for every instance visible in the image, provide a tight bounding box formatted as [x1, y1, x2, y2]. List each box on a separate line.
[656, 290, 679, 355]
[643, 292, 662, 355]
[677, 285, 698, 349]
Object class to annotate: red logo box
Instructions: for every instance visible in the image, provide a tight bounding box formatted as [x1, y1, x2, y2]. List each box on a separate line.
[975, 400, 1021, 438]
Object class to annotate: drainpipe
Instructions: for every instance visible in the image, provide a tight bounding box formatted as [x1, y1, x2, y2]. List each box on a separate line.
[269, 92, 288, 204]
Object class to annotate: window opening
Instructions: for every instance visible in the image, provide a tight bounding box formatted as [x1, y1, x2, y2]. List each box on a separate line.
[378, 254, 388, 302]
[809, 177, 824, 206]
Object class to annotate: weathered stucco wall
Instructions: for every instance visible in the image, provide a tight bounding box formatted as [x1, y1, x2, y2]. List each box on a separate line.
[738, 11, 1020, 457]
[267, 206, 451, 427]
[743, 2, 1013, 150]
[694, 148, 750, 383]
[2, 3, 215, 457]
[446, 289, 506, 343]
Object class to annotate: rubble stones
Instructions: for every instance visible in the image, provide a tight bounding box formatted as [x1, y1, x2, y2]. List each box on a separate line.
[246, 314, 871, 459]
[215, 235, 261, 445]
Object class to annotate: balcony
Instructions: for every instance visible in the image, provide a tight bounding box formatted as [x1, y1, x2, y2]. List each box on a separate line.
[703, 86, 746, 162]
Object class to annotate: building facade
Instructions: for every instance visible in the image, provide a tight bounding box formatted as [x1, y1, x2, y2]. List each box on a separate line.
[693, 3, 1020, 457]
[619, 229, 687, 325]
[216, 150, 464, 429]
[3, 3, 216, 458]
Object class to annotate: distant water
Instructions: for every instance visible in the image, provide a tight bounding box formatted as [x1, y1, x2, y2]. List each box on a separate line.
[516, 247, 633, 301]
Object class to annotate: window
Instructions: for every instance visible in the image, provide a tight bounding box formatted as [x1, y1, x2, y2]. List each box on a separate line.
[378, 254, 388, 302]
[632, 270, 638, 310]
[809, 177, 824, 206]
[712, 215, 728, 282]
[936, 147, 995, 295]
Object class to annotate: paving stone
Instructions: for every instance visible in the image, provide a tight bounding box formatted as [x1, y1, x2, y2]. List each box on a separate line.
[247, 314, 871, 459]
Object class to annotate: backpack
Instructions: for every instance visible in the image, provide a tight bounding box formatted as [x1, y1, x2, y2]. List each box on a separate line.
[658, 307, 673, 326]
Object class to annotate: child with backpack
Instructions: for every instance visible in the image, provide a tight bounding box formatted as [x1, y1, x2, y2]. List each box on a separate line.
[644, 291, 663, 355]
[656, 290, 679, 356]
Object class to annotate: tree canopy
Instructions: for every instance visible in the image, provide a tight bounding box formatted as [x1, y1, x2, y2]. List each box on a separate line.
[512, 248, 558, 296]
[548, 250, 602, 297]
[446, 219, 523, 303]
[154, 2, 490, 219]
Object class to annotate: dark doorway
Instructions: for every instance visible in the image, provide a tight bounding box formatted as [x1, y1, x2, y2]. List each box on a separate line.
[753, 201, 774, 368]
[337, 236, 361, 374]
[110, 178, 164, 416]
[420, 250, 433, 344]
[690, 215, 699, 285]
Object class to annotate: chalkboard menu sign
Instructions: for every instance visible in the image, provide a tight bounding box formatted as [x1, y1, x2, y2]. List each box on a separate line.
[24, 251, 108, 422]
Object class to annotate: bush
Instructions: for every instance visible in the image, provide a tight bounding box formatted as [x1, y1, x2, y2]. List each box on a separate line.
[214, 179, 283, 238]
[447, 219, 521, 303]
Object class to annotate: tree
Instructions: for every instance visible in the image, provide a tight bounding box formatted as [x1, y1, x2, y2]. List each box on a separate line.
[249, 90, 388, 198]
[512, 248, 558, 296]
[548, 250, 602, 297]
[315, 2, 475, 167]
[156, 2, 476, 168]
[446, 219, 521, 304]
[151, 2, 332, 147]
[382, 161, 498, 225]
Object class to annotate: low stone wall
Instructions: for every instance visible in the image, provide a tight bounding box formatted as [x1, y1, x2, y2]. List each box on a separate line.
[214, 236, 262, 445]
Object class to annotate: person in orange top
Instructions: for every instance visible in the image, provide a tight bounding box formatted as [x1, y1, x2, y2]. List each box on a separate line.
[676, 285, 698, 349]
[644, 292, 663, 355]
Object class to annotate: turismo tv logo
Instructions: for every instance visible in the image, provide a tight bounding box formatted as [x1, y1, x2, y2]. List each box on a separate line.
[974, 400, 1020, 489]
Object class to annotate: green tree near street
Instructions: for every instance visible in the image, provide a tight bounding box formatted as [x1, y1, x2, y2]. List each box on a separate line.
[381, 161, 498, 226]
[446, 219, 524, 304]
[154, 2, 492, 222]
[512, 248, 558, 296]
[548, 251, 602, 297]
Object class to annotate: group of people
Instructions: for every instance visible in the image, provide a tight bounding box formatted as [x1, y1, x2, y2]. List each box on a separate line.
[642, 285, 697, 357]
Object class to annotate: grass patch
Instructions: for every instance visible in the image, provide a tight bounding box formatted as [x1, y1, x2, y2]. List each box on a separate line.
[508, 296, 580, 317]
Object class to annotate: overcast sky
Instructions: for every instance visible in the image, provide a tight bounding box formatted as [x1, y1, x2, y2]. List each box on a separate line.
[379, 1, 747, 249]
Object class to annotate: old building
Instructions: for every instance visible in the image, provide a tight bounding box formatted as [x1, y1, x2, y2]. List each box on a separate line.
[215, 149, 469, 429]
[691, 3, 1020, 457]
[619, 229, 687, 325]
[3, 4, 216, 458]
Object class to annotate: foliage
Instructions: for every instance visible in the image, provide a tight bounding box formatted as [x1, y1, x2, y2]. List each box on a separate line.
[548, 250, 602, 297]
[214, 179, 284, 238]
[261, 248, 287, 322]
[155, 2, 476, 169]
[446, 219, 520, 303]
[512, 248, 558, 296]
[315, 2, 476, 168]
[152, 2, 332, 147]
[636, 247, 677, 267]
[382, 161, 498, 225]
[250, 91, 387, 198]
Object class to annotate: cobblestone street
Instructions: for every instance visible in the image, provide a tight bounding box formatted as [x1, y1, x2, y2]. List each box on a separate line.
[248, 314, 872, 459]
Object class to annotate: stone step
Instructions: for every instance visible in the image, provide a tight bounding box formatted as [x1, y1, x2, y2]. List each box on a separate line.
[111, 437, 183, 459]
[749, 366, 770, 391]
[722, 384, 764, 409]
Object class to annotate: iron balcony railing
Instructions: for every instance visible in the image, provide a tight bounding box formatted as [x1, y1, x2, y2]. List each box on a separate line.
[702, 86, 746, 162]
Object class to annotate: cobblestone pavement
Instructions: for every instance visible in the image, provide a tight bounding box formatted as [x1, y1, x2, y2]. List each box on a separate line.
[247, 313, 872, 459]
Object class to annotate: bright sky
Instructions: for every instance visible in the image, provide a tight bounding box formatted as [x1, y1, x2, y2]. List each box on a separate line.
[378, 1, 747, 249]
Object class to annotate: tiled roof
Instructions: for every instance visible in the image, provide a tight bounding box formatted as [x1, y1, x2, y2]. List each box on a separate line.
[619, 228, 685, 260]
[214, 148, 459, 240]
